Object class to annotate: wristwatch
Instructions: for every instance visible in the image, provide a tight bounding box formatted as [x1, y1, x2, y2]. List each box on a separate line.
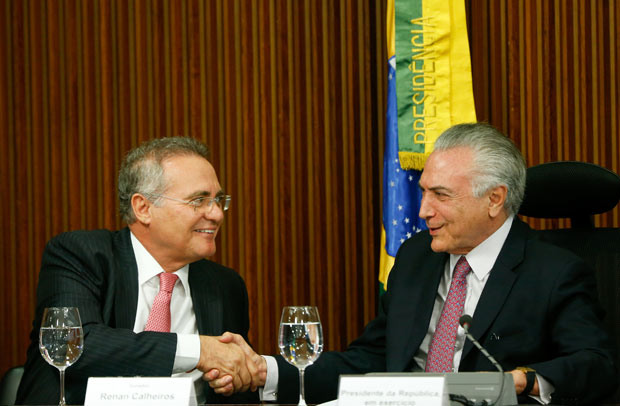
[516, 366, 536, 395]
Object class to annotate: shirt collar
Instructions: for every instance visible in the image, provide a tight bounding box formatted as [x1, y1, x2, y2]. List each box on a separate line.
[449, 215, 514, 281]
[130, 232, 190, 290]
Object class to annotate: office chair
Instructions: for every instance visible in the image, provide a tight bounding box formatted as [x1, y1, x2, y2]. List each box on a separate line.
[0, 366, 24, 406]
[519, 161, 620, 402]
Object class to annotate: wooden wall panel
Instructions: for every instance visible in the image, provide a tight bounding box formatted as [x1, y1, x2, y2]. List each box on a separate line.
[468, 0, 620, 229]
[0, 0, 386, 373]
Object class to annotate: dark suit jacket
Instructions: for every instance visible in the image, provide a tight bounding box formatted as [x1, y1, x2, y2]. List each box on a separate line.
[17, 228, 259, 405]
[276, 218, 617, 405]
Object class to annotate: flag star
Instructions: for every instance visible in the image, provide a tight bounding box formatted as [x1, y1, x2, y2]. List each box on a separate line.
[390, 181, 395, 187]
[404, 217, 410, 224]
[400, 238, 405, 243]
[398, 205, 403, 211]
[409, 175, 414, 181]
[406, 232, 412, 238]
[392, 219, 398, 226]
[396, 168, 400, 172]
[394, 158, 399, 163]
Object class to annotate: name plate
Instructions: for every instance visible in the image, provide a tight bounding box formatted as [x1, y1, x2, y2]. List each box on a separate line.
[338, 375, 448, 406]
[85, 377, 197, 406]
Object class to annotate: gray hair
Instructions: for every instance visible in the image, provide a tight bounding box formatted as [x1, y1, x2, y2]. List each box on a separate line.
[118, 137, 210, 224]
[433, 123, 526, 215]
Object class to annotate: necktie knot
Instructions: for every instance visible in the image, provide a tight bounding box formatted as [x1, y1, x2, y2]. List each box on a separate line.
[453, 256, 471, 280]
[159, 272, 178, 293]
[144, 272, 178, 332]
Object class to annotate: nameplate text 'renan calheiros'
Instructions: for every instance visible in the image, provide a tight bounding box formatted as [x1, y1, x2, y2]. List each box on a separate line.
[337, 375, 448, 406]
[85, 377, 197, 406]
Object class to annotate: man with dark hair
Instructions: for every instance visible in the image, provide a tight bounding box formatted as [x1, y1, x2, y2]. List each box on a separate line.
[211, 123, 617, 405]
[17, 137, 264, 404]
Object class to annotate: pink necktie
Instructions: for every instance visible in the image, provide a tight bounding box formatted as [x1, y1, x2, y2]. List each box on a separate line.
[144, 272, 178, 332]
[425, 256, 471, 372]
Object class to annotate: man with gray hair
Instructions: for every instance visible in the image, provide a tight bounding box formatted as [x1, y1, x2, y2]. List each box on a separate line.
[212, 123, 616, 404]
[17, 137, 264, 405]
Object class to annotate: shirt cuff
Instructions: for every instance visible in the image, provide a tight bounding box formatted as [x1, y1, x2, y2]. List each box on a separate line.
[259, 355, 279, 401]
[529, 373, 554, 404]
[173, 333, 200, 373]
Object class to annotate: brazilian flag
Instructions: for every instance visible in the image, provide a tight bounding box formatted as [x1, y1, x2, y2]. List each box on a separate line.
[380, 0, 477, 292]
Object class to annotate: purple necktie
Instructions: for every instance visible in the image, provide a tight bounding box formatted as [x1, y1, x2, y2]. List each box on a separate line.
[425, 256, 471, 372]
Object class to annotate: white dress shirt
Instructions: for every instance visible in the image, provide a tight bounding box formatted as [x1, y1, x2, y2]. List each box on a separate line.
[130, 233, 203, 398]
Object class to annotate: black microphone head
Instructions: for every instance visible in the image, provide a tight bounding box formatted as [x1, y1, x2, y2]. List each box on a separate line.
[459, 314, 473, 328]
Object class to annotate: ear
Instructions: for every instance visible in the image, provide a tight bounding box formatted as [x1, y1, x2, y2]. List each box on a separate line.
[488, 185, 508, 218]
[131, 193, 153, 225]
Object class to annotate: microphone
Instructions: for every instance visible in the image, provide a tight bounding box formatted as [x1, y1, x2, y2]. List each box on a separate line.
[459, 315, 507, 406]
[459, 315, 503, 373]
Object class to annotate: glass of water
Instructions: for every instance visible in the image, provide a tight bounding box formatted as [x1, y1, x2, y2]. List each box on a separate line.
[278, 306, 323, 406]
[39, 307, 84, 406]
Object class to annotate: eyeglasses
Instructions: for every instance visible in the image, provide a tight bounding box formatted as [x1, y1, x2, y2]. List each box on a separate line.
[148, 193, 231, 214]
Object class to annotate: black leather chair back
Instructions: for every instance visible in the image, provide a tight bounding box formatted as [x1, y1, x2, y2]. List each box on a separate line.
[519, 161, 620, 228]
[519, 161, 620, 401]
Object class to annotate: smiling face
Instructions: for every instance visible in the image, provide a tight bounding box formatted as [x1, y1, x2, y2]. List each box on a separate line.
[418, 147, 506, 255]
[130, 154, 225, 271]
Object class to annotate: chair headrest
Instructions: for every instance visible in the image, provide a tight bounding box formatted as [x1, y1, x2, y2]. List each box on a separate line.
[519, 161, 620, 219]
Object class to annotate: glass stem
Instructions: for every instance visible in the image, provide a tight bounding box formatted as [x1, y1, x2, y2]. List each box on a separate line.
[298, 368, 307, 406]
[59, 369, 66, 406]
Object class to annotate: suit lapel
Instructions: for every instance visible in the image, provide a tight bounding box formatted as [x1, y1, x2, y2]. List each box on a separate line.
[189, 261, 223, 335]
[461, 218, 528, 360]
[389, 250, 447, 371]
[113, 228, 140, 329]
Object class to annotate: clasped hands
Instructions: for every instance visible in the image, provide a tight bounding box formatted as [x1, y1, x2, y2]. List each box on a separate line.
[197, 332, 266, 395]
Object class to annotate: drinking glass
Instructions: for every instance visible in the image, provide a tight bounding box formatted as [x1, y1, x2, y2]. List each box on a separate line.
[278, 306, 323, 406]
[39, 307, 84, 406]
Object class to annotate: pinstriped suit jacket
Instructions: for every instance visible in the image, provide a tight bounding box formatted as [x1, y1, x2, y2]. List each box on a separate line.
[16, 228, 259, 405]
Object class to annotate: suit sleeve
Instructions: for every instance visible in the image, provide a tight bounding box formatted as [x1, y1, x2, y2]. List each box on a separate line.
[274, 235, 429, 405]
[529, 257, 617, 405]
[41, 232, 177, 376]
[17, 231, 177, 405]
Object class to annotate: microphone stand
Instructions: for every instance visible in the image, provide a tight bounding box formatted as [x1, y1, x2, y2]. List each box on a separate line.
[457, 315, 508, 406]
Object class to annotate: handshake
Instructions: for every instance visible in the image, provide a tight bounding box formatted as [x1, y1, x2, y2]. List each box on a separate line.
[197, 332, 267, 395]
